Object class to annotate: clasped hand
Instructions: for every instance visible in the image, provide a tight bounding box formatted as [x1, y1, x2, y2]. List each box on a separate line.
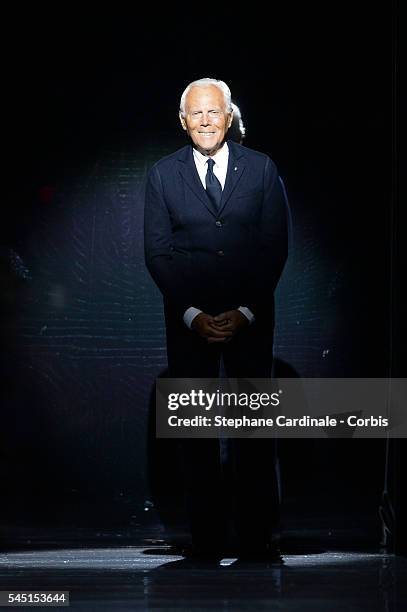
[191, 310, 248, 344]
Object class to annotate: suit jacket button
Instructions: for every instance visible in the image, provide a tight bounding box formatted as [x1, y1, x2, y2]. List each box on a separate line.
[215, 220, 222, 227]
[217, 250, 224, 256]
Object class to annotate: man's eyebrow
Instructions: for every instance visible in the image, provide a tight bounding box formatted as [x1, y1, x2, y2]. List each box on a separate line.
[188, 106, 223, 112]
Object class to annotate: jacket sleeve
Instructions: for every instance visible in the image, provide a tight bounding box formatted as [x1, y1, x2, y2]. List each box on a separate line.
[245, 157, 290, 316]
[144, 164, 191, 318]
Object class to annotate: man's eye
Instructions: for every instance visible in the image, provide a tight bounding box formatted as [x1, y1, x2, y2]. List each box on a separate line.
[209, 110, 220, 115]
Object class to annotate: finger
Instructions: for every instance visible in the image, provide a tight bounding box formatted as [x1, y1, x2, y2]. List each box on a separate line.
[213, 312, 229, 323]
[214, 321, 236, 331]
[207, 336, 229, 344]
[204, 325, 233, 337]
[209, 320, 229, 328]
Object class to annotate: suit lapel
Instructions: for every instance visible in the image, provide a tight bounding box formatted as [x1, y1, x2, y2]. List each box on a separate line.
[177, 146, 218, 216]
[177, 141, 246, 217]
[219, 141, 246, 214]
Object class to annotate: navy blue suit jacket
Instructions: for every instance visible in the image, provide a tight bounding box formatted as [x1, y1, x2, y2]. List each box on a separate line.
[144, 140, 288, 325]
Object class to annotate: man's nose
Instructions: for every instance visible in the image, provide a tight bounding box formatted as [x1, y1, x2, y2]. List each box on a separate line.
[200, 113, 212, 125]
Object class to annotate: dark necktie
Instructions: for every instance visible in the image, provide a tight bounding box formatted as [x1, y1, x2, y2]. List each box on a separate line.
[205, 158, 222, 209]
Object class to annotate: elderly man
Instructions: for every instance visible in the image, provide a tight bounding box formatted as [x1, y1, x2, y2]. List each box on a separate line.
[144, 78, 288, 560]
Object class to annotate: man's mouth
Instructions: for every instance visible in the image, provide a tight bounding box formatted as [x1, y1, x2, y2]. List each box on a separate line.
[199, 132, 216, 137]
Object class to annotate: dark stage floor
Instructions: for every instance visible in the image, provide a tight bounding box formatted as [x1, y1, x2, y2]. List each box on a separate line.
[0, 545, 406, 611]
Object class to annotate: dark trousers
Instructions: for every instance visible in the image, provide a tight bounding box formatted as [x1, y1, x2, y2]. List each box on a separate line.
[165, 314, 280, 553]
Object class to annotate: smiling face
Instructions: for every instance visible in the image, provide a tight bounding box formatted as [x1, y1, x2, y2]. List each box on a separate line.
[179, 85, 233, 156]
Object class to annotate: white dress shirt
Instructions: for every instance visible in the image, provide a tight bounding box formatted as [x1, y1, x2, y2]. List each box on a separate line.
[183, 143, 255, 329]
[192, 142, 229, 189]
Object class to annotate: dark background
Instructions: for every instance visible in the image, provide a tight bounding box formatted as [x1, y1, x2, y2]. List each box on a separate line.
[0, 4, 402, 547]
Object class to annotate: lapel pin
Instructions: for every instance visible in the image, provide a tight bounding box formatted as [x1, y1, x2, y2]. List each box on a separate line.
[234, 166, 238, 171]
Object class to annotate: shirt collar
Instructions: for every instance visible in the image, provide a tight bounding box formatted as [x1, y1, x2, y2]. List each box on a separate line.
[192, 142, 229, 168]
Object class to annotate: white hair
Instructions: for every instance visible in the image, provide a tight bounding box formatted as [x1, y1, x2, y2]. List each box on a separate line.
[179, 78, 233, 117]
[231, 102, 246, 139]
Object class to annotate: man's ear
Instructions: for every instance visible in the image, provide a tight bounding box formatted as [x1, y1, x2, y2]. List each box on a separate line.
[227, 111, 234, 129]
[179, 112, 187, 130]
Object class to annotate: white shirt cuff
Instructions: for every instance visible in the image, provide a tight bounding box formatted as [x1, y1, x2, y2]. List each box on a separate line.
[238, 306, 255, 324]
[183, 307, 203, 329]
